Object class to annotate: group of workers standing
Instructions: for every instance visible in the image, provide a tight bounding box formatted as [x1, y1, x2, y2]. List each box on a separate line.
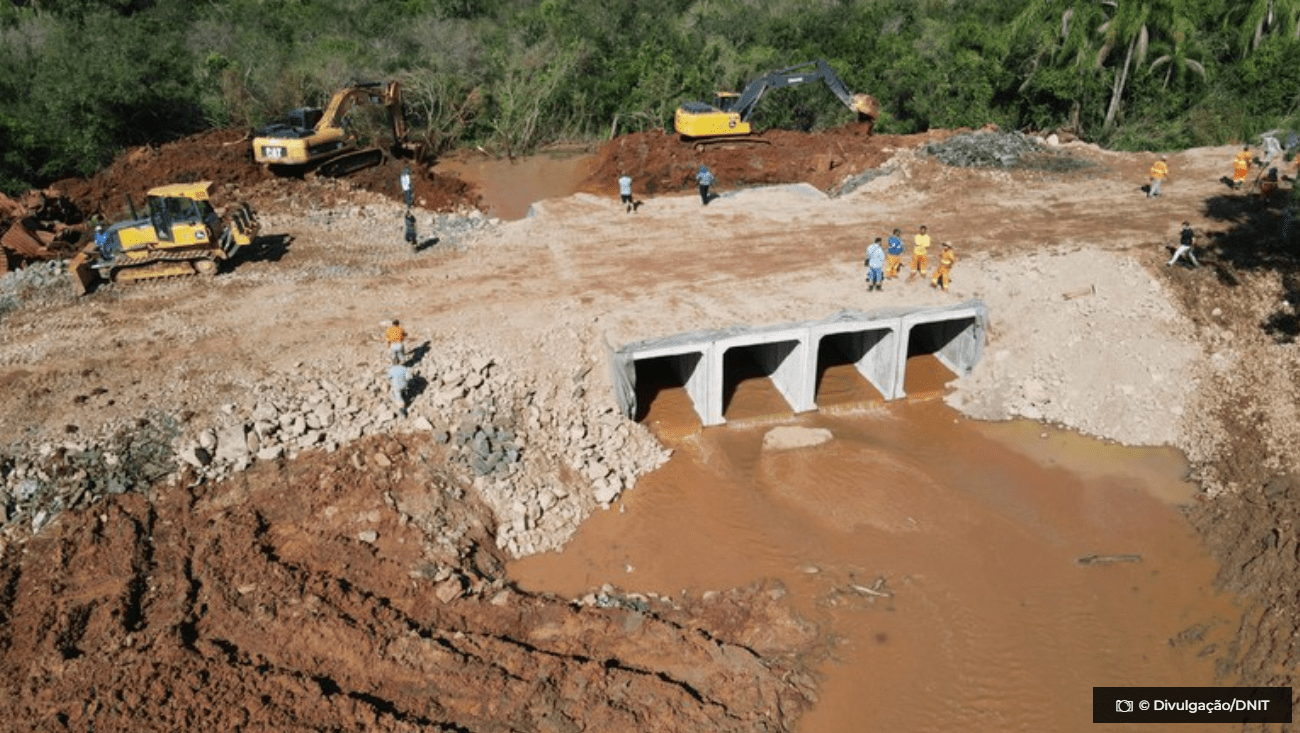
[864, 225, 956, 293]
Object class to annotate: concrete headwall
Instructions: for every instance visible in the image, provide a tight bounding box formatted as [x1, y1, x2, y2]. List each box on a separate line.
[610, 301, 989, 427]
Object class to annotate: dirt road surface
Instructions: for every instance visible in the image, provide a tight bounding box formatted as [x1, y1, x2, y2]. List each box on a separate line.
[1, 125, 1298, 730]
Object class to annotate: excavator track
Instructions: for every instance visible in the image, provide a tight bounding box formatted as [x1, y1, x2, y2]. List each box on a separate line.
[316, 148, 386, 178]
[690, 137, 772, 152]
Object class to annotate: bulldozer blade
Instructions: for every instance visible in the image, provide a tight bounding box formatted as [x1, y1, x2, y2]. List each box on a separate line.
[68, 251, 99, 296]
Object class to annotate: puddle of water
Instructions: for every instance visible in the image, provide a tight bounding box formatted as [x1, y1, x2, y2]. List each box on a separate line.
[433, 150, 596, 220]
[511, 375, 1236, 733]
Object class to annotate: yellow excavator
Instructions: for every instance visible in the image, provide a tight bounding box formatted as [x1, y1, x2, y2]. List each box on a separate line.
[69, 181, 258, 295]
[674, 60, 877, 144]
[252, 80, 423, 177]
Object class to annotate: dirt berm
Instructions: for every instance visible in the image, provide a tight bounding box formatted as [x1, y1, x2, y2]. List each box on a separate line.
[0, 124, 1298, 730]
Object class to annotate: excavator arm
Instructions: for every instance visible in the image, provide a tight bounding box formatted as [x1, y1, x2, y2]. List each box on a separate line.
[724, 60, 870, 121]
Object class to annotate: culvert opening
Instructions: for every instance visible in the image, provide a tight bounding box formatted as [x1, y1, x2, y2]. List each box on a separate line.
[904, 316, 978, 394]
[815, 330, 889, 405]
[722, 341, 799, 421]
[633, 352, 704, 427]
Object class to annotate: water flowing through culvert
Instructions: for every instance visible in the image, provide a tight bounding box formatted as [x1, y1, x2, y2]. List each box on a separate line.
[511, 359, 1238, 733]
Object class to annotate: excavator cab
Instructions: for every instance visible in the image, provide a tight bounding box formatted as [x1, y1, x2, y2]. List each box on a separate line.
[713, 91, 742, 113]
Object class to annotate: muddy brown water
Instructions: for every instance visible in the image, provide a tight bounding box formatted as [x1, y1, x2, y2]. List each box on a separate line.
[513, 359, 1237, 733]
[434, 150, 597, 220]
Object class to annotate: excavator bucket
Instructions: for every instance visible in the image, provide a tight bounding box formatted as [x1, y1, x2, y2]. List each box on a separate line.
[851, 94, 879, 121]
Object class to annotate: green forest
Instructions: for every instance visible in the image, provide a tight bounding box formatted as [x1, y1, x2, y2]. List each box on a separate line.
[0, 0, 1297, 193]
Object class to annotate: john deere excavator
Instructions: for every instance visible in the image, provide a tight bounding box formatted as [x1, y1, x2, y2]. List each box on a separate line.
[69, 181, 258, 295]
[674, 59, 877, 145]
[252, 80, 423, 177]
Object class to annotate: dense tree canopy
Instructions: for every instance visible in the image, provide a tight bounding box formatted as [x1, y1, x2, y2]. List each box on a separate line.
[0, 0, 1296, 192]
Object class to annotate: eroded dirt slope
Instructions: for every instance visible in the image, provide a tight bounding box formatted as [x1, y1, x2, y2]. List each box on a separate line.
[0, 433, 820, 732]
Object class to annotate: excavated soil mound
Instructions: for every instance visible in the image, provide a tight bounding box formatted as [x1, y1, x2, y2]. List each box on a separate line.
[48, 128, 480, 225]
[0, 433, 821, 732]
[579, 125, 953, 196]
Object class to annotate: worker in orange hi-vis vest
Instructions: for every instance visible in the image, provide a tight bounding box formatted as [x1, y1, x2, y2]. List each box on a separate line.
[1147, 156, 1168, 197]
[910, 225, 931, 279]
[385, 319, 407, 365]
[1232, 146, 1252, 189]
[931, 242, 957, 292]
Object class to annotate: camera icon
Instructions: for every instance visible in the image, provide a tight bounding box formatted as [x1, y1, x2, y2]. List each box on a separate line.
[1116, 700, 1134, 713]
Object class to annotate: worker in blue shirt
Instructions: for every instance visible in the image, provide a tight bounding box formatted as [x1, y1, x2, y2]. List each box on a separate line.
[696, 166, 715, 205]
[886, 228, 905, 278]
[93, 224, 113, 262]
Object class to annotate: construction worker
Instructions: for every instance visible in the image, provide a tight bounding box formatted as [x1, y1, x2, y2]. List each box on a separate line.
[93, 223, 111, 261]
[886, 228, 905, 278]
[1167, 221, 1200, 268]
[385, 319, 406, 365]
[932, 243, 957, 292]
[387, 362, 410, 417]
[910, 225, 931, 279]
[618, 173, 634, 213]
[1147, 156, 1169, 197]
[1232, 146, 1252, 190]
[404, 210, 418, 249]
[696, 166, 715, 205]
[865, 236, 885, 291]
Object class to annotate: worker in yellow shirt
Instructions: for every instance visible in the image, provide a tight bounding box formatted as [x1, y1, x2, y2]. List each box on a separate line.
[385, 319, 406, 365]
[931, 243, 957, 292]
[910, 225, 931, 279]
[1147, 156, 1168, 197]
[1232, 146, 1252, 190]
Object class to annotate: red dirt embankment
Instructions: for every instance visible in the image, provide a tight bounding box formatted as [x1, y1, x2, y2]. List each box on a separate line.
[0, 434, 821, 731]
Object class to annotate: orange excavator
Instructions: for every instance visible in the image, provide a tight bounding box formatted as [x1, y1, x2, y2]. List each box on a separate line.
[252, 80, 423, 177]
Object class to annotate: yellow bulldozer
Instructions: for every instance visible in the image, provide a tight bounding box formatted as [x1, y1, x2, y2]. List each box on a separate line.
[252, 80, 423, 177]
[674, 59, 877, 145]
[69, 181, 258, 295]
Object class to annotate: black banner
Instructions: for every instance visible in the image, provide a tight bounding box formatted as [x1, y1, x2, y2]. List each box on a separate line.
[1093, 687, 1292, 724]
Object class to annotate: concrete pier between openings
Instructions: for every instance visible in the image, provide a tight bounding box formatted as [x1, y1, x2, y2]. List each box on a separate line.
[609, 301, 989, 427]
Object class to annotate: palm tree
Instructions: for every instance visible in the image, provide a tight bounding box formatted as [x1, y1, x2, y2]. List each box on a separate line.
[1009, 1, 1207, 132]
[1095, 0, 1207, 130]
[1230, 0, 1300, 57]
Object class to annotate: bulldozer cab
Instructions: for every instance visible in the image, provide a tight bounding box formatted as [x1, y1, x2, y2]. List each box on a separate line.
[144, 183, 219, 246]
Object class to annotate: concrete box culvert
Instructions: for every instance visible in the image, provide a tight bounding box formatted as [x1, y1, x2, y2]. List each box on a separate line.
[630, 351, 709, 426]
[898, 305, 988, 398]
[611, 301, 988, 427]
[717, 335, 811, 422]
[811, 325, 898, 403]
